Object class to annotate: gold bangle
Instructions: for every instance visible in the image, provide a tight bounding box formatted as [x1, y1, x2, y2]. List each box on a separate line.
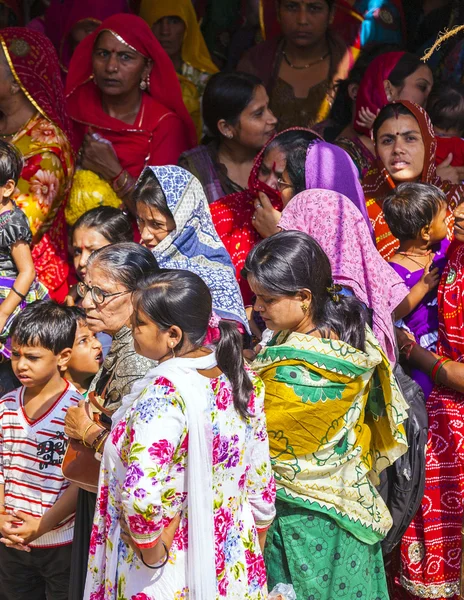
[82, 422, 95, 448]
[94, 431, 109, 454]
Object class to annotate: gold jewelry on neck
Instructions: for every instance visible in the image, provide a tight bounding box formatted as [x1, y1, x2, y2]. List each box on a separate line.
[282, 49, 330, 70]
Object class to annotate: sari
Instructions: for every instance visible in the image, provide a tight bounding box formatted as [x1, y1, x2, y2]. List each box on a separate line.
[140, 0, 218, 141]
[279, 189, 408, 364]
[362, 101, 464, 261]
[146, 165, 249, 331]
[252, 327, 408, 599]
[0, 28, 75, 301]
[66, 14, 197, 179]
[398, 242, 464, 599]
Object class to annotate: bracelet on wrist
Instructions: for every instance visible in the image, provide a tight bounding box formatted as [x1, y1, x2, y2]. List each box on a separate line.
[82, 422, 96, 448]
[113, 170, 129, 193]
[111, 166, 125, 186]
[11, 286, 26, 300]
[400, 340, 417, 361]
[431, 357, 451, 383]
[141, 541, 169, 569]
[91, 427, 107, 451]
[94, 431, 109, 455]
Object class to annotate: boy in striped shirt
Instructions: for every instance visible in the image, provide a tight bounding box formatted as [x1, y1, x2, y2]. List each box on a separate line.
[0, 301, 83, 600]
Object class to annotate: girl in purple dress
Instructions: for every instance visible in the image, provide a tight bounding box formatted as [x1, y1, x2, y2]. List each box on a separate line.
[384, 182, 450, 397]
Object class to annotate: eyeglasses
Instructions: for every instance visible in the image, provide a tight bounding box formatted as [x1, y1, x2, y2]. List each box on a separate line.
[77, 281, 131, 305]
[276, 178, 294, 192]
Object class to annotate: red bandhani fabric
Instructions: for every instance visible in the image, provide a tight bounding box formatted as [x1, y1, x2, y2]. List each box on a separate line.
[66, 14, 197, 176]
[398, 241, 464, 600]
[0, 28, 75, 301]
[210, 128, 314, 304]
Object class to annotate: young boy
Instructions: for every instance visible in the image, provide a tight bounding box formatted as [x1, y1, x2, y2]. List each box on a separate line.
[0, 301, 82, 600]
[62, 306, 102, 396]
[427, 82, 464, 167]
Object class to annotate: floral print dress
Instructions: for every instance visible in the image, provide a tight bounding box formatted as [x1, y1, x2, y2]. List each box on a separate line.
[85, 371, 276, 600]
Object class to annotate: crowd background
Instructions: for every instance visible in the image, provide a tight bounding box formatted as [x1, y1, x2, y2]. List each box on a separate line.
[0, 0, 463, 600]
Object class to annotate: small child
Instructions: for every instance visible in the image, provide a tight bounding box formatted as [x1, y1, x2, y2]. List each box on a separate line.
[0, 301, 82, 600]
[62, 306, 103, 396]
[0, 140, 48, 360]
[427, 82, 464, 167]
[384, 182, 450, 397]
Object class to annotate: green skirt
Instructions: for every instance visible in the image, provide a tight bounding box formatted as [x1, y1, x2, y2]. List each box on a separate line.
[264, 500, 389, 600]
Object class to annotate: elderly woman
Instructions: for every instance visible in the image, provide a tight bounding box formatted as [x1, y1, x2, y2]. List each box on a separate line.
[245, 231, 408, 600]
[65, 14, 196, 220]
[64, 242, 158, 600]
[362, 100, 464, 259]
[0, 27, 74, 301]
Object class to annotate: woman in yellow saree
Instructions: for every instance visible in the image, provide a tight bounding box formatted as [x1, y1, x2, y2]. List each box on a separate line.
[245, 231, 408, 600]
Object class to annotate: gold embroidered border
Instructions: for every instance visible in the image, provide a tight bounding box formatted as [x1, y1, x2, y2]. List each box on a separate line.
[400, 575, 459, 598]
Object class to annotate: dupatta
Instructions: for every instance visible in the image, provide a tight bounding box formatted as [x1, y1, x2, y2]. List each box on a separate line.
[66, 15, 197, 176]
[362, 100, 464, 260]
[146, 165, 249, 331]
[279, 188, 408, 363]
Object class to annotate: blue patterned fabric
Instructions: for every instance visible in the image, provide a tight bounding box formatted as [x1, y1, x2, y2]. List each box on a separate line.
[145, 165, 249, 331]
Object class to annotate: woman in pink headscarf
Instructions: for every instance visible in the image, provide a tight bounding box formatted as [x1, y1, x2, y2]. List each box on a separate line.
[279, 188, 408, 363]
[336, 51, 433, 177]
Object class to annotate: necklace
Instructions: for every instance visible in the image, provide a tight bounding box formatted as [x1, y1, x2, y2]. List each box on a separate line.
[282, 49, 330, 70]
[397, 251, 431, 270]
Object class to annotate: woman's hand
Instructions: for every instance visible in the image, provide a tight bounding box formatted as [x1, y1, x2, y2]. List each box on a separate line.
[355, 107, 379, 132]
[80, 132, 122, 182]
[436, 153, 464, 184]
[395, 327, 415, 349]
[64, 400, 99, 443]
[120, 513, 181, 566]
[252, 193, 281, 238]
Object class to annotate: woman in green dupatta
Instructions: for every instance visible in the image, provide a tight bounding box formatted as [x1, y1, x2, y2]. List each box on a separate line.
[244, 231, 408, 600]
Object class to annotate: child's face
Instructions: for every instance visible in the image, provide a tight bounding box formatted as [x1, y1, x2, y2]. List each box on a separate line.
[428, 202, 448, 245]
[10, 339, 71, 389]
[67, 322, 103, 380]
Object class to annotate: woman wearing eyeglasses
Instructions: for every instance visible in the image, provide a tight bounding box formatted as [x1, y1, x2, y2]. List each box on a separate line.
[63, 242, 159, 600]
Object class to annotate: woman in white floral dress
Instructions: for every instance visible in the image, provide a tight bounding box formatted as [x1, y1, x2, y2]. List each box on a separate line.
[84, 269, 276, 600]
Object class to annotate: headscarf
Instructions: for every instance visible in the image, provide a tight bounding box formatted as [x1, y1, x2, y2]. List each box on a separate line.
[354, 51, 405, 137]
[362, 100, 463, 259]
[140, 0, 218, 76]
[146, 165, 249, 331]
[66, 14, 197, 169]
[56, 0, 131, 73]
[305, 139, 373, 234]
[0, 27, 74, 144]
[279, 189, 409, 363]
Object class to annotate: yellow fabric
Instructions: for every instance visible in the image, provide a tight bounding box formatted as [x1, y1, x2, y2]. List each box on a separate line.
[139, 0, 218, 75]
[178, 73, 202, 141]
[65, 169, 122, 226]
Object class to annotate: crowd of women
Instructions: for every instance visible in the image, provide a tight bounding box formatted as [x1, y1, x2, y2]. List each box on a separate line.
[0, 0, 463, 599]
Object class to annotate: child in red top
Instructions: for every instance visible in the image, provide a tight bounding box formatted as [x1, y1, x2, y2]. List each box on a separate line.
[427, 82, 464, 167]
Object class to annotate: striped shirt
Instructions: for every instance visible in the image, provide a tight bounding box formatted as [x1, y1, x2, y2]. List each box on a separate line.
[0, 381, 82, 547]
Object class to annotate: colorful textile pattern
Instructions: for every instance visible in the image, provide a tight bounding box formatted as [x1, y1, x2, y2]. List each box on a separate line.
[66, 14, 196, 175]
[265, 500, 389, 600]
[85, 370, 275, 599]
[362, 101, 464, 260]
[252, 327, 408, 542]
[148, 165, 249, 331]
[399, 243, 464, 599]
[0, 28, 75, 300]
[279, 189, 408, 363]
[335, 135, 375, 179]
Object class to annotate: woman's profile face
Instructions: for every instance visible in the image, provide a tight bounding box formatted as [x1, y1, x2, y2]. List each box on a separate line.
[72, 226, 112, 281]
[376, 114, 425, 183]
[279, 0, 331, 49]
[82, 263, 133, 336]
[387, 64, 433, 107]
[92, 31, 149, 98]
[152, 16, 186, 59]
[232, 85, 277, 151]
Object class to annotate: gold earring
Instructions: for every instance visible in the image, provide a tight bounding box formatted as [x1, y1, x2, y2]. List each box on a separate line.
[301, 302, 309, 314]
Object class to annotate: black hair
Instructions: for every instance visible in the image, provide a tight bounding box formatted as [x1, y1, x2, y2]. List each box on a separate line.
[373, 102, 416, 141]
[202, 71, 264, 139]
[9, 300, 77, 354]
[427, 82, 464, 136]
[132, 169, 173, 221]
[243, 231, 367, 351]
[87, 242, 160, 290]
[388, 52, 428, 90]
[278, 0, 335, 7]
[0, 139, 22, 186]
[383, 182, 447, 242]
[66, 305, 87, 327]
[265, 130, 319, 194]
[134, 269, 253, 420]
[72, 206, 133, 244]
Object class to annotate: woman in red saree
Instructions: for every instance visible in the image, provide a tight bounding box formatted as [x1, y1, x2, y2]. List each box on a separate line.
[65, 14, 196, 217]
[0, 27, 75, 302]
[394, 209, 464, 599]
